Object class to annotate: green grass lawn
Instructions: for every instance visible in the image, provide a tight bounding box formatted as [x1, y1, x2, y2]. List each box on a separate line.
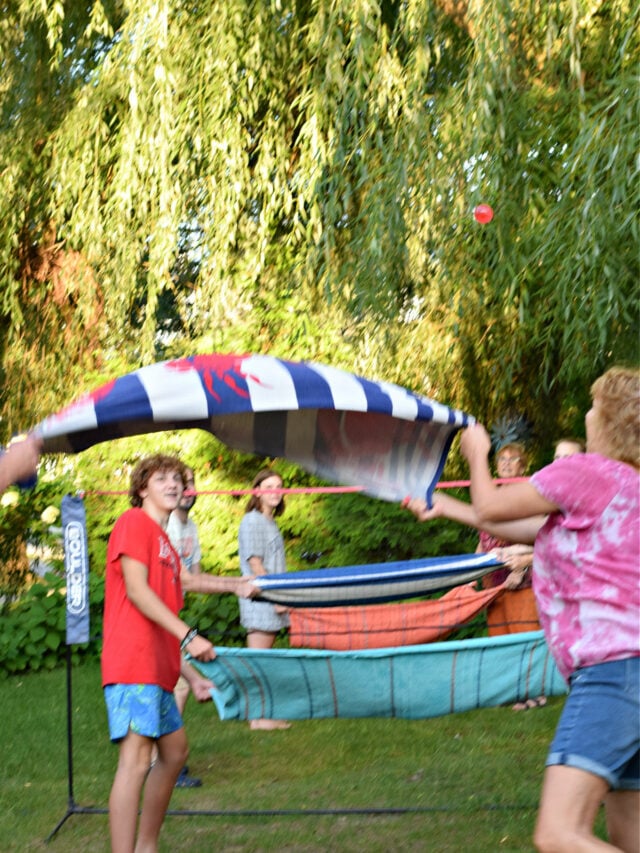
[0, 661, 607, 852]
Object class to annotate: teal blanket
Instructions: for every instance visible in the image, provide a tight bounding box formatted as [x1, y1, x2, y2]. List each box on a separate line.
[192, 631, 566, 721]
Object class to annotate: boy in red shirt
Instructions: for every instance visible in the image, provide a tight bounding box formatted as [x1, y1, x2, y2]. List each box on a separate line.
[102, 454, 249, 852]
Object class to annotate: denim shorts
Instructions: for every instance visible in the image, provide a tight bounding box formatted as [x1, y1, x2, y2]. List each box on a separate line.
[104, 684, 183, 743]
[546, 657, 639, 790]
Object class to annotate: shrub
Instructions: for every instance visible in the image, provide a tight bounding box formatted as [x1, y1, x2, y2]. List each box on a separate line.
[0, 478, 72, 608]
[0, 572, 103, 678]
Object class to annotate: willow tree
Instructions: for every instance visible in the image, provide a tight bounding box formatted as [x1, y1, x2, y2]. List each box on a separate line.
[1, 0, 638, 444]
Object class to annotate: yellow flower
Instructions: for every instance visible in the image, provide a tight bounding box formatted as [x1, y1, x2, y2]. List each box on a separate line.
[1, 490, 19, 508]
[41, 505, 60, 525]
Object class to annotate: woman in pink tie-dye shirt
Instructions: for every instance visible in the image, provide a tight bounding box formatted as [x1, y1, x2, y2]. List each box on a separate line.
[406, 366, 639, 852]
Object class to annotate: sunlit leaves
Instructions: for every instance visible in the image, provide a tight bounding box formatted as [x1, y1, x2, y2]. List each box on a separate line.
[0, 0, 637, 446]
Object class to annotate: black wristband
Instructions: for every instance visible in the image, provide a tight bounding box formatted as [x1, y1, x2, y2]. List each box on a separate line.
[180, 627, 198, 651]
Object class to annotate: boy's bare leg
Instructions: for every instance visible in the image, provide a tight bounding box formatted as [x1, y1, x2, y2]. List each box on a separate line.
[134, 727, 188, 853]
[109, 731, 154, 853]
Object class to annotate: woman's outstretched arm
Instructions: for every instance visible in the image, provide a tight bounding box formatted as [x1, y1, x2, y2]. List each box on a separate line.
[404, 491, 546, 545]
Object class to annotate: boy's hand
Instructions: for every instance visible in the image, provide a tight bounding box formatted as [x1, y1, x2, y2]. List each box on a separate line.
[186, 633, 215, 662]
[190, 674, 214, 702]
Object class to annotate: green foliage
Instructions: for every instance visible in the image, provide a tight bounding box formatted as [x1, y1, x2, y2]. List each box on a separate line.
[0, 572, 103, 678]
[181, 591, 244, 647]
[280, 488, 477, 570]
[0, 474, 75, 606]
[0, 0, 637, 453]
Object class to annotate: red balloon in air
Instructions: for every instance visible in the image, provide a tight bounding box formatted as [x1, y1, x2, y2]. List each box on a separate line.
[474, 204, 494, 223]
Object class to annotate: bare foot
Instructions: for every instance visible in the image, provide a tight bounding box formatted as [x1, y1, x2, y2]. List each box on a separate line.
[512, 696, 547, 711]
[249, 719, 291, 730]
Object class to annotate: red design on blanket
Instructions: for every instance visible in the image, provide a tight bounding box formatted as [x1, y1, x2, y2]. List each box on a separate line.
[166, 354, 269, 403]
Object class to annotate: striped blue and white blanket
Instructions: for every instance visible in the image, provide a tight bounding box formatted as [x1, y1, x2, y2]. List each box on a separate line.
[34, 353, 473, 504]
[254, 553, 503, 607]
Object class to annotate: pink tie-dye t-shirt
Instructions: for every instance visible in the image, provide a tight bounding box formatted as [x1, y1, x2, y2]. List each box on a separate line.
[531, 453, 639, 681]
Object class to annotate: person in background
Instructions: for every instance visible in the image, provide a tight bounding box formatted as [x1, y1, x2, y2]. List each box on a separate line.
[476, 443, 540, 654]
[0, 435, 41, 494]
[553, 437, 585, 460]
[166, 465, 211, 789]
[167, 466, 202, 579]
[238, 467, 291, 731]
[102, 454, 252, 853]
[406, 366, 639, 852]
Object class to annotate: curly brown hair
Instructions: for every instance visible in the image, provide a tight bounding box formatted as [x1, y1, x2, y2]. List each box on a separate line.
[128, 454, 188, 507]
[244, 468, 285, 517]
[590, 367, 640, 468]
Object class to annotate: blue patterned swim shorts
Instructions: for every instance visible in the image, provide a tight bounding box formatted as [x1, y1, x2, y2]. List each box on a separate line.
[104, 683, 183, 742]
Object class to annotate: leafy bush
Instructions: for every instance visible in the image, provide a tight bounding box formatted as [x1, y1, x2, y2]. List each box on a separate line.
[181, 590, 245, 647]
[278, 487, 478, 570]
[0, 477, 74, 608]
[0, 572, 104, 678]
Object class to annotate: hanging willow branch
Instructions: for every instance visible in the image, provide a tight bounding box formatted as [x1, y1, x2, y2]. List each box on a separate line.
[0, 0, 637, 439]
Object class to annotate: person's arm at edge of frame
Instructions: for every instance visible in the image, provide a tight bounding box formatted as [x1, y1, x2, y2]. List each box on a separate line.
[0, 435, 42, 494]
[460, 424, 560, 527]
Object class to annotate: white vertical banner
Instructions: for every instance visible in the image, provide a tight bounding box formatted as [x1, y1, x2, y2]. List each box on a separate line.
[62, 494, 90, 645]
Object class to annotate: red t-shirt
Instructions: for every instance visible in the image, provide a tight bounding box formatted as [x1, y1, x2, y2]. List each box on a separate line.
[101, 507, 184, 692]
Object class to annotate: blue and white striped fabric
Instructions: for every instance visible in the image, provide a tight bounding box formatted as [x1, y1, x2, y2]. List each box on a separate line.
[254, 553, 503, 607]
[34, 353, 473, 503]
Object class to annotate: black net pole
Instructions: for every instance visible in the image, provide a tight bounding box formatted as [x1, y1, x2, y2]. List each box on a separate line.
[46, 645, 77, 841]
